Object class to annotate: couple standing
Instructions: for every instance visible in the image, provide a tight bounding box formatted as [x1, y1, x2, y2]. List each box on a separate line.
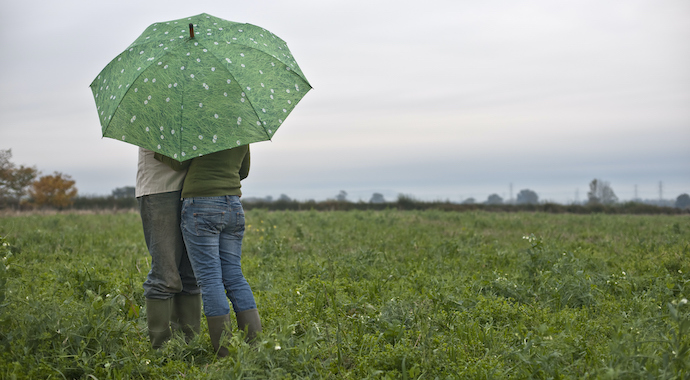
[136, 145, 261, 357]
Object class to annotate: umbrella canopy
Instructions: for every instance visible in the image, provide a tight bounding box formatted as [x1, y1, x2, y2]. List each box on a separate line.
[90, 13, 311, 161]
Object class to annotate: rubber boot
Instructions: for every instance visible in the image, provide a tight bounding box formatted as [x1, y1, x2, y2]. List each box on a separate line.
[236, 308, 262, 343]
[206, 314, 231, 357]
[170, 293, 201, 342]
[146, 298, 172, 349]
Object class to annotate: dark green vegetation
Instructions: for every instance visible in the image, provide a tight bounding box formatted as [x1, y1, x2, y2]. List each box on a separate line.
[1, 210, 688, 379]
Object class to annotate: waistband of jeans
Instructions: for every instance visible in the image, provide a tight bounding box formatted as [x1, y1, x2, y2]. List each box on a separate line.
[183, 195, 241, 202]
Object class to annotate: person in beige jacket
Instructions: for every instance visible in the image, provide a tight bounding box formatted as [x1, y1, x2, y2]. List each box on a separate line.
[136, 147, 201, 348]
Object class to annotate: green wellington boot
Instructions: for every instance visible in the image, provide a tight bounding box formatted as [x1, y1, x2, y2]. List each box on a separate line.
[145, 298, 173, 349]
[236, 308, 262, 343]
[206, 314, 232, 357]
[170, 293, 201, 342]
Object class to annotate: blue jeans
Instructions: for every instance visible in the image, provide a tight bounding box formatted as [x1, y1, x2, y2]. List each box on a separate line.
[138, 191, 200, 299]
[180, 196, 257, 317]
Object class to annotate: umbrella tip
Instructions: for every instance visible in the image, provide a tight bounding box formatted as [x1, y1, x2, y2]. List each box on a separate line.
[189, 23, 195, 39]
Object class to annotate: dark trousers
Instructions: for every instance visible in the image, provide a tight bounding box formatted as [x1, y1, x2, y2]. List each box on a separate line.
[138, 190, 200, 299]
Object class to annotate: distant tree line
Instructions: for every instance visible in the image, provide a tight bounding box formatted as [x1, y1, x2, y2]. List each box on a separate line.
[458, 179, 689, 210]
[240, 194, 686, 214]
[2, 149, 688, 213]
[240, 189, 688, 214]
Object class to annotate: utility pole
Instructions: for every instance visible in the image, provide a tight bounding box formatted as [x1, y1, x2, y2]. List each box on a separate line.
[659, 181, 663, 203]
[509, 183, 513, 204]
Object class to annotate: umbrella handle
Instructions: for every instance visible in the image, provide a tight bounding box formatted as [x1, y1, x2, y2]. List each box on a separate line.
[189, 23, 195, 39]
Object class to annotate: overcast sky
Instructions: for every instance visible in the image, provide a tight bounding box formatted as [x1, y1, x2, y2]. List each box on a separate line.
[1, 0, 688, 203]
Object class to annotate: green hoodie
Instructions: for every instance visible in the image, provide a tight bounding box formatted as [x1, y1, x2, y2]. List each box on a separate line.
[155, 146, 250, 198]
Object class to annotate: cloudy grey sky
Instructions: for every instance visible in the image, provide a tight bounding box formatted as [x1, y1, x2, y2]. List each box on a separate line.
[1, 0, 688, 203]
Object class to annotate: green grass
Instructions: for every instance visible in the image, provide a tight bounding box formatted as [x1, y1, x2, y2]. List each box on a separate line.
[1, 210, 689, 379]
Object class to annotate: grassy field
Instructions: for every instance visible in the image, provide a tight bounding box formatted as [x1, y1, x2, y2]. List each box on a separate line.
[0, 210, 688, 379]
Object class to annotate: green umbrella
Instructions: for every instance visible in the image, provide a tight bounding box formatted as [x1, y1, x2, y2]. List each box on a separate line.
[90, 13, 311, 161]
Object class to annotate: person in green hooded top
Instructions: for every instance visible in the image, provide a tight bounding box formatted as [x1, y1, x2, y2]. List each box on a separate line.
[156, 146, 261, 357]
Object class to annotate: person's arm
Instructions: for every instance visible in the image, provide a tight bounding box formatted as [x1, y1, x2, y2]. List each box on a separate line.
[240, 146, 250, 180]
[154, 153, 191, 171]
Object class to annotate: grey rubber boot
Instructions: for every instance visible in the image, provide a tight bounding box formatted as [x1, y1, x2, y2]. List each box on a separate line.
[146, 298, 172, 349]
[236, 308, 262, 343]
[206, 314, 232, 357]
[170, 293, 201, 341]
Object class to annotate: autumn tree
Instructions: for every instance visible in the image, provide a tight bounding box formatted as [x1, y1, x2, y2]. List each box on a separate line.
[29, 172, 78, 209]
[0, 149, 39, 209]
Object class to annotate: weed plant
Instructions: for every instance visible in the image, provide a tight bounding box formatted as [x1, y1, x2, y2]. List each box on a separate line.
[0, 210, 688, 379]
